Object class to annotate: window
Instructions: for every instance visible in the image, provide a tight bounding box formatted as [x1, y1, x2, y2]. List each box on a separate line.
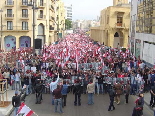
[7, 0, 13, 5]
[40, 10, 43, 18]
[7, 9, 13, 17]
[22, 0, 28, 5]
[22, 9, 28, 17]
[22, 22, 28, 30]
[117, 16, 123, 23]
[7, 21, 13, 30]
[40, 0, 43, 6]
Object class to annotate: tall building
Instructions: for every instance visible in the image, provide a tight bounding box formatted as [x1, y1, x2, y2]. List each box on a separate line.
[55, 0, 66, 39]
[90, 0, 130, 48]
[65, 4, 72, 21]
[130, 0, 155, 65]
[0, 0, 57, 51]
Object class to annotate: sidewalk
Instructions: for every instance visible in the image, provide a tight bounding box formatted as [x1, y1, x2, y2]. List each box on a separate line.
[0, 89, 15, 116]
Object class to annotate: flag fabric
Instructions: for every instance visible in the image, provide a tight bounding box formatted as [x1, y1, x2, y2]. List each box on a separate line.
[17, 103, 34, 116]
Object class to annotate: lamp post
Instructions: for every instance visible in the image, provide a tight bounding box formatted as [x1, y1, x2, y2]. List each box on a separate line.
[28, 0, 38, 55]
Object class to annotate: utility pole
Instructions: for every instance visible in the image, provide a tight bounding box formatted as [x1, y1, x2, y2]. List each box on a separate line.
[28, 0, 38, 55]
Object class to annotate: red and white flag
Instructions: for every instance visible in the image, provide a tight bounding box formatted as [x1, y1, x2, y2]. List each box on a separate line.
[17, 103, 34, 116]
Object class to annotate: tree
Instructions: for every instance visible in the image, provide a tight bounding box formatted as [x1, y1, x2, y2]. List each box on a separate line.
[65, 19, 72, 30]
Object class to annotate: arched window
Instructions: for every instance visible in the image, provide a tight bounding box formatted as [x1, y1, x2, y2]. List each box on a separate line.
[114, 32, 119, 37]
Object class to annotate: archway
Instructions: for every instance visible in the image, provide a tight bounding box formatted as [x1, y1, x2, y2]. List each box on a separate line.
[113, 31, 123, 48]
[37, 23, 45, 46]
[4, 36, 16, 51]
[19, 36, 31, 48]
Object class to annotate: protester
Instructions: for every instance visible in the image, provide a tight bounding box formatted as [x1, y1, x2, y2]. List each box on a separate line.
[73, 78, 82, 106]
[108, 85, 116, 111]
[61, 80, 68, 107]
[53, 85, 63, 113]
[12, 91, 22, 116]
[87, 77, 95, 105]
[50, 73, 60, 105]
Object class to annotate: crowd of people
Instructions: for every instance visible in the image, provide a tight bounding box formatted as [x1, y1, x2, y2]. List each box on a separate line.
[0, 33, 154, 116]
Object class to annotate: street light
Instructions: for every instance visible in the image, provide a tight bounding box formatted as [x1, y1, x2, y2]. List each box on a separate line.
[28, 0, 38, 55]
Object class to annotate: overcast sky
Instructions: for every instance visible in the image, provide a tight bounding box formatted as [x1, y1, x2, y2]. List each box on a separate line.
[62, 0, 131, 21]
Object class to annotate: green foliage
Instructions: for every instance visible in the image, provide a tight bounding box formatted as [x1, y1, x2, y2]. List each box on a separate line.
[65, 19, 72, 30]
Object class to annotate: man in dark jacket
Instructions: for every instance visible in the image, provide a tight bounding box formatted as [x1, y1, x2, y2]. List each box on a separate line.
[108, 86, 116, 111]
[73, 79, 82, 106]
[12, 91, 22, 116]
[35, 80, 44, 104]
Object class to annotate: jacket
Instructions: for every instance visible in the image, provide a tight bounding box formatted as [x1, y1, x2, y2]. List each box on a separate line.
[87, 78, 95, 93]
[12, 93, 22, 107]
[73, 83, 82, 94]
[114, 83, 122, 95]
[61, 84, 68, 95]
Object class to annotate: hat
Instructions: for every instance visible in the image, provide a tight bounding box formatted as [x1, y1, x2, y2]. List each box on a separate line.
[15, 91, 18, 95]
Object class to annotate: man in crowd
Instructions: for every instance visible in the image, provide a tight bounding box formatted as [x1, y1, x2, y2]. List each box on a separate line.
[73, 78, 82, 106]
[50, 73, 60, 105]
[53, 85, 63, 113]
[12, 91, 22, 116]
[35, 80, 44, 104]
[87, 77, 95, 105]
[61, 80, 68, 107]
[108, 85, 116, 111]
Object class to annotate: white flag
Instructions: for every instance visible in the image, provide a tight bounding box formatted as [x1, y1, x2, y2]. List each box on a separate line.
[17, 103, 34, 116]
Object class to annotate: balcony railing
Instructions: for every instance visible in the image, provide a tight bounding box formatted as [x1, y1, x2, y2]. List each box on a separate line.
[115, 23, 125, 28]
[49, 25, 54, 30]
[22, 14, 28, 18]
[5, 1, 14, 6]
[38, 2, 46, 8]
[51, 5, 54, 10]
[20, 2, 28, 6]
[5, 14, 14, 18]
[38, 14, 46, 19]
[3, 26, 29, 31]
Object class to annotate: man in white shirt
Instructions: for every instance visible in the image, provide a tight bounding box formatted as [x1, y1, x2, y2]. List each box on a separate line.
[15, 71, 21, 90]
[50, 73, 60, 105]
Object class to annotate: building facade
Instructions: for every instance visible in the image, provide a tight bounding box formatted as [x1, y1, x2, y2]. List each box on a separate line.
[65, 4, 72, 21]
[0, 0, 65, 51]
[55, 0, 66, 39]
[91, 0, 130, 48]
[130, 0, 155, 65]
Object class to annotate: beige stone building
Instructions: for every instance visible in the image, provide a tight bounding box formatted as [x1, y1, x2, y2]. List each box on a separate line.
[0, 0, 65, 51]
[55, 0, 66, 40]
[91, 0, 130, 48]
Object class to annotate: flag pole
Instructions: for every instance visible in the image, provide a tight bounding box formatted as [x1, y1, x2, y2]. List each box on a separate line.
[33, 112, 39, 116]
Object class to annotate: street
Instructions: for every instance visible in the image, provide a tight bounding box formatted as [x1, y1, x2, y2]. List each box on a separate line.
[11, 93, 153, 116]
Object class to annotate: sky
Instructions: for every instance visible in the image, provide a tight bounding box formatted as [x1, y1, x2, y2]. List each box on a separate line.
[62, 0, 131, 21]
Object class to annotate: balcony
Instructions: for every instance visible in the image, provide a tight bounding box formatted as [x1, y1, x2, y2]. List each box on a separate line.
[20, 14, 29, 20]
[115, 23, 125, 28]
[38, 2, 46, 8]
[20, 2, 28, 7]
[38, 14, 46, 19]
[50, 5, 55, 11]
[3, 26, 29, 32]
[5, 1, 14, 7]
[5, 14, 14, 20]
[49, 25, 54, 31]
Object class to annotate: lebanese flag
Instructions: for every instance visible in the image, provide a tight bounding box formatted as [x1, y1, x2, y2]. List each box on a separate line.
[17, 103, 34, 116]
